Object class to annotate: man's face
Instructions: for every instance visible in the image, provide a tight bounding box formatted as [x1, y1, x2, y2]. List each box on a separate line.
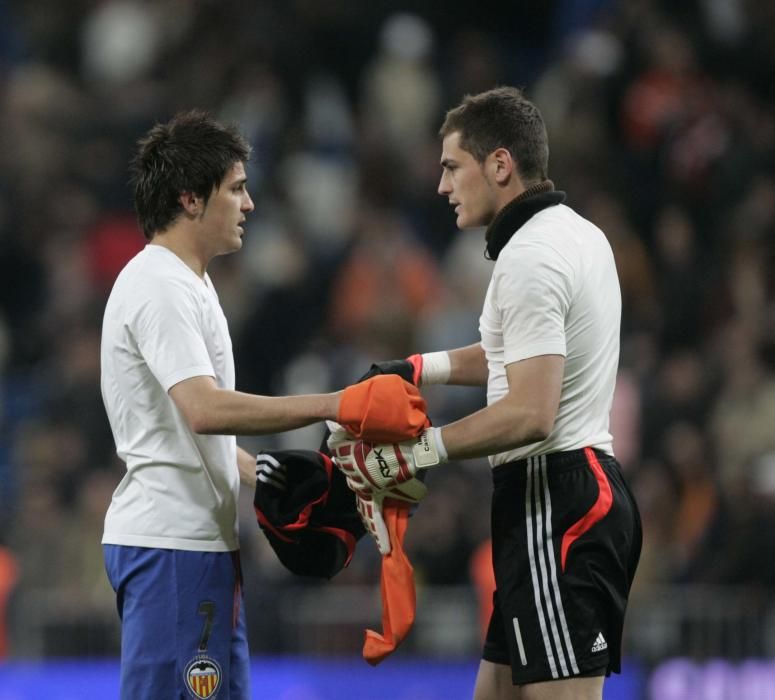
[437, 131, 499, 229]
[198, 161, 254, 256]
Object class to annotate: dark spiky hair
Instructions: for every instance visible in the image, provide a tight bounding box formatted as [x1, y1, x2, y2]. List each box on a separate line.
[130, 110, 251, 240]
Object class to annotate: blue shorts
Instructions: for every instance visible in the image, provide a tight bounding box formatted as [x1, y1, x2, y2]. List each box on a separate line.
[104, 545, 250, 700]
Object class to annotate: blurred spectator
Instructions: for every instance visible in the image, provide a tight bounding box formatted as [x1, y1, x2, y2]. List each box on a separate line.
[360, 13, 441, 171]
[710, 319, 775, 496]
[651, 204, 710, 349]
[661, 422, 722, 582]
[326, 206, 443, 360]
[640, 348, 712, 461]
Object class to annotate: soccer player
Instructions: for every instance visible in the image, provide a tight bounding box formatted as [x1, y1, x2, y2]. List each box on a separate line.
[100, 111, 425, 699]
[330, 87, 642, 700]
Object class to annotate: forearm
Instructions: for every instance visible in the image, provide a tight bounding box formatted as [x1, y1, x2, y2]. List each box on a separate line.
[439, 395, 551, 461]
[236, 446, 257, 487]
[200, 389, 340, 435]
[438, 355, 563, 461]
[170, 377, 341, 435]
[445, 343, 488, 386]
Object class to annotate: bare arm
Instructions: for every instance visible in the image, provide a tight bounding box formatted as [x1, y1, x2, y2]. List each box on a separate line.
[236, 446, 257, 487]
[440, 354, 564, 460]
[446, 343, 489, 386]
[169, 375, 341, 436]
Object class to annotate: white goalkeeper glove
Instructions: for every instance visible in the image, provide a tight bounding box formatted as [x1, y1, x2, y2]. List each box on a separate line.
[326, 421, 434, 554]
[326, 421, 447, 493]
[354, 478, 427, 555]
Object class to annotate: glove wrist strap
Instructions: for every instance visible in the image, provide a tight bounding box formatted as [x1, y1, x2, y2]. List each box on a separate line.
[412, 427, 448, 469]
[420, 351, 451, 385]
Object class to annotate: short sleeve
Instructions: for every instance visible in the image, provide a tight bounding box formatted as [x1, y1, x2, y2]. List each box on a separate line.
[129, 279, 215, 391]
[493, 238, 574, 365]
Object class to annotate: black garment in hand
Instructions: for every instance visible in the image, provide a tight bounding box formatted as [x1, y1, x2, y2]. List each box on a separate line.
[254, 450, 365, 579]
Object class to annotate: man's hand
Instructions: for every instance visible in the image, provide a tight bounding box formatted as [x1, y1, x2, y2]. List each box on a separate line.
[352, 465, 427, 555]
[337, 374, 429, 443]
[356, 355, 423, 386]
[327, 422, 447, 493]
[326, 421, 432, 554]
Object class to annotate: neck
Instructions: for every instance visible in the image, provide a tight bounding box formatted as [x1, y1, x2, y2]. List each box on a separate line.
[150, 228, 208, 278]
[484, 180, 565, 260]
[507, 180, 556, 207]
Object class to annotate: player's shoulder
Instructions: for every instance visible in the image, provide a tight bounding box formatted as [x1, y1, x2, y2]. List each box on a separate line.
[111, 246, 198, 310]
[524, 204, 610, 253]
[501, 204, 577, 258]
[528, 203, 589, 234]
[126, 246, 192, 283]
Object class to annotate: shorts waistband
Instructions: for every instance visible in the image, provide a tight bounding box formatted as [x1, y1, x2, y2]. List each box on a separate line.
[492, 448, 611, 485]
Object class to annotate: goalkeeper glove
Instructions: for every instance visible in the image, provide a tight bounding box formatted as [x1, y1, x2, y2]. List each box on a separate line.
[355, 477, 427, 555]
[325, 422, 430, 554]
[327, 422, 448, 493]
[356, 354, 424, 386]
[356, 351, 451, 387]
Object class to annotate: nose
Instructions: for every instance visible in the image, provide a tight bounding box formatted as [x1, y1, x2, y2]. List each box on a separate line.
[242, 191, 255, 213]
[438, 171, 451, 196]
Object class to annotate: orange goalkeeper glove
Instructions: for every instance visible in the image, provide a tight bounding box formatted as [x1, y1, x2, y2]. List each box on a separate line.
[337, 373, 429, 443]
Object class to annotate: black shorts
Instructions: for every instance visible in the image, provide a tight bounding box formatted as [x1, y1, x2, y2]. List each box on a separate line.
[482, 448, 642, 685]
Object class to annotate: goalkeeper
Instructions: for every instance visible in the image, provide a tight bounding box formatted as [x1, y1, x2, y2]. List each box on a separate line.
[330, 88, 642, 700]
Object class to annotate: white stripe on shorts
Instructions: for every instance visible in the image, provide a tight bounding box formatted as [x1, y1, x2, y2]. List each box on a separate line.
[538, 455, 579, 675]
[525, 455, 583, 678]
[532, 455, 569, 677]
[525, 457, 559, 678]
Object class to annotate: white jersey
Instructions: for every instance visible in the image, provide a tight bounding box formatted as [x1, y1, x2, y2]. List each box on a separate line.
[100, 245, 239, 551]
[479, 203, 620, 466]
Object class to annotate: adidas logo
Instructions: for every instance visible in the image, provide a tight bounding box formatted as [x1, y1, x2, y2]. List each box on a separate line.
[591, 632, 608, 653]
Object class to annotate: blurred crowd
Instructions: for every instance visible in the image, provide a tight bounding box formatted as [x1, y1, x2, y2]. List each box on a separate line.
[1, 0, 775, 658]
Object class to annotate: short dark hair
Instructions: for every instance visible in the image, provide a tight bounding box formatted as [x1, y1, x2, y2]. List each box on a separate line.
[130, 110, 251, 240]
[439, 86, 549, 183]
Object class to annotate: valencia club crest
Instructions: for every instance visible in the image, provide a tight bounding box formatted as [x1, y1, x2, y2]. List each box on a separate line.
[185, 656, 222, 699]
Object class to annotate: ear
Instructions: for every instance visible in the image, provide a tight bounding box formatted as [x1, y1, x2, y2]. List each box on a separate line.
[179, 191, 200, 216]
[491, 147, 515, 185]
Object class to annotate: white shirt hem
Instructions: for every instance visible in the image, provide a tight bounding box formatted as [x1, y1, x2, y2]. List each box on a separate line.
[102, 532, 238, 552]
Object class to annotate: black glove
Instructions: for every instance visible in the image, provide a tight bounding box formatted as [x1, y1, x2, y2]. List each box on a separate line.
[355, 354, 423, 385]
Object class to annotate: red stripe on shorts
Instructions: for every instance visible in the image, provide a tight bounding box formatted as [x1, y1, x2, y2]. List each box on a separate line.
[559, 447, 613, 572]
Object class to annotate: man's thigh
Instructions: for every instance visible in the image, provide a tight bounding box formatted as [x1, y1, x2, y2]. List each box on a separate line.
[473, 660, 603, 700]
[520, 676, 603, 700]
[473, 660, 520, 700]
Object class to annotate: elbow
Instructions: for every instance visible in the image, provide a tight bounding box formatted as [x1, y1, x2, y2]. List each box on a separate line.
[184, 405, 219, 434]
[523, 425, 550, 445]
[168, 378, 225, 434]
[189, 414, 211, 434]
[521, 410, 555, 444]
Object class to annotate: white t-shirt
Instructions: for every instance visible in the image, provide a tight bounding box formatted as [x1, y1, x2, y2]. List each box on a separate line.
[479, 203, 621, 466]
[100, 245, 239, 551]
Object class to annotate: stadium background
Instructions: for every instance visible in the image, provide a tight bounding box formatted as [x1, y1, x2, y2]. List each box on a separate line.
[1, 0, 775, 698]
